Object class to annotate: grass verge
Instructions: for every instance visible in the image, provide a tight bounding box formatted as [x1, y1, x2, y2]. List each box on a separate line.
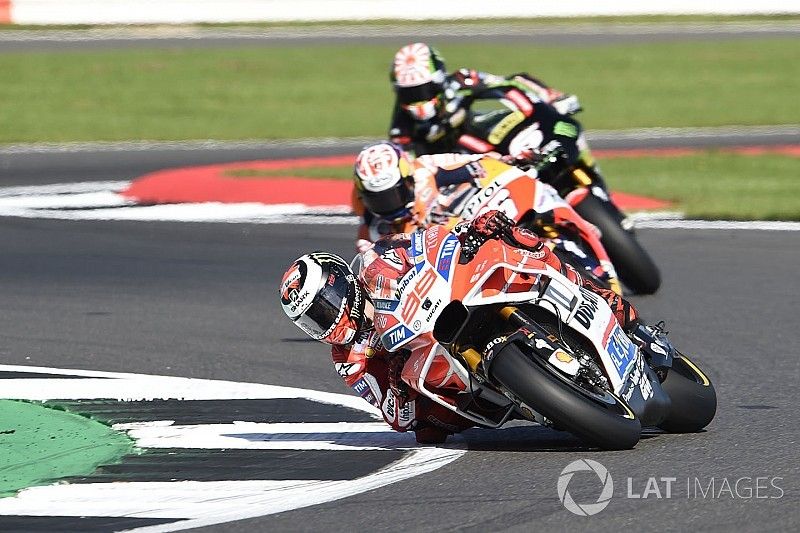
[0, 38, 798, 142]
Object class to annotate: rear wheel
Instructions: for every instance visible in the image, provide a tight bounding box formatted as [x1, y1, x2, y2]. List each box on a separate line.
[573, 193, 661, 295]
[490, 343, 641, 450]
[657, 354, 717, 433]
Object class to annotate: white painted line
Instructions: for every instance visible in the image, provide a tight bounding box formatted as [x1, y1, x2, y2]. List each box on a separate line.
[115, 420, 421, 451]
[634, 219, 800, 231]
[0, 181, 796, 230]
[0, 364, 467, 532]
[1, 125, 798, 154]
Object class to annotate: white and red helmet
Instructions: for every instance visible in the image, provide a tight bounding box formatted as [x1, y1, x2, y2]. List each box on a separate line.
[391, 43, 447, 121]
[353, 142, 415, 216]
[280, 252, 368, 345]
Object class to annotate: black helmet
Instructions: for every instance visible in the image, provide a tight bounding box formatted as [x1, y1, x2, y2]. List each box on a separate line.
[280, 252, 369, 345]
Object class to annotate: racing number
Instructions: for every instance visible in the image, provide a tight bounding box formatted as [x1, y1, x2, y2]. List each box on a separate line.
[401, 268, 437, 323]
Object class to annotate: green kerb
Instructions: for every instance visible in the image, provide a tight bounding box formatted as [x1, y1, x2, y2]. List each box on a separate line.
[0, 400, 135, 498]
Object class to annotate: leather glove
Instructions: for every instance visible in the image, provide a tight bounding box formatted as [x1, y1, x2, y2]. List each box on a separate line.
[471, 209, 516, 240]
[551, 94, 582, 115]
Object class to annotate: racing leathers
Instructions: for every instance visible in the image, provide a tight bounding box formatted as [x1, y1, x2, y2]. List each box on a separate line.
[389, 69, 587, 167]
[332, 211, 640, 444]
[352, 153, 617, 292]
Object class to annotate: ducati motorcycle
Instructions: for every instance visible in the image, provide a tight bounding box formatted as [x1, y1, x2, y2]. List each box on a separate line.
[375, 225, 716, 449]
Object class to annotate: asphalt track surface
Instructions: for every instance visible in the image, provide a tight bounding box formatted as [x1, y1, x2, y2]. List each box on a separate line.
[1, 22, 799, 533]
[0, 21, 799, 52]
[1, 213, 799, 532]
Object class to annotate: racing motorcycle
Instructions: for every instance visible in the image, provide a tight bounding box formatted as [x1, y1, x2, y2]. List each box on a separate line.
[375, 224, 716, 450]
[365, 156, 623, 294]
[409, 92, 662, 295]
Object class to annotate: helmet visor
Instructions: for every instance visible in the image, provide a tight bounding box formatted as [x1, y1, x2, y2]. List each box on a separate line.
[294, 268, 352, 340]
[360, 177, 414, 216]
[397, 81, 443, 105]
[402, 98, 439, 121]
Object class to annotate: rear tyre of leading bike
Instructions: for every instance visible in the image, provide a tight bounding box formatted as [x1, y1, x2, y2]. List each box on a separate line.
[657, 354, 717, 433]
[490, 343, 641, 450]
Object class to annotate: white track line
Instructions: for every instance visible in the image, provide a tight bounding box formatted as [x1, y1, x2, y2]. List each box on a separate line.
[1, 125, 798, 154]
[0, 181, 797, 230]
[0, 364, 467, 532]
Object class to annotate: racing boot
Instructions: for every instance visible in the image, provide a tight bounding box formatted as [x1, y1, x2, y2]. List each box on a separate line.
[628, 320, 675, 381]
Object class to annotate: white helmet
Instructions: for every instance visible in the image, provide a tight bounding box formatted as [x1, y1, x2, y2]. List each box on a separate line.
[353, 142, 415, 216]
[280, 252, 369, 345]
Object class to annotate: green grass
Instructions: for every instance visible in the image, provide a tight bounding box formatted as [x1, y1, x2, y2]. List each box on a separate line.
[226, 166, 353, 179]
[226, 152, 800, 220]
[0, 38, 798, 143]
[602, 153, 800, 220]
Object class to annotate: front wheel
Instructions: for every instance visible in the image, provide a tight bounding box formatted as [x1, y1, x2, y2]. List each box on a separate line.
[490, 343, 641, 450]
[573, 192, 661, 295]
[657, 354, 717, 433]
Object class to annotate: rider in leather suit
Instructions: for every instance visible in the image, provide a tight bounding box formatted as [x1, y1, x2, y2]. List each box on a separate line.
[388, 42, 584, 164]
[280, 211, 640, 444]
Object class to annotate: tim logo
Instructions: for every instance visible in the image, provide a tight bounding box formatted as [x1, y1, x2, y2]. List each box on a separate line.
[436, 236, 458, 279]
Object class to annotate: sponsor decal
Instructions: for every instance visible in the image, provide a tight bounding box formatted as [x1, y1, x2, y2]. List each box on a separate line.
[436, 235, 459, 280]
[514, 247, 547, 260]
[458, 134, 494, 153]
[424, 299, 442, 323]
[508, 122, 544, 158]
[554, 120, 578, 138]
[534, 338, 553, 350]
[622, 356, 653, 402]
[412, 320, 422, 332]
[382, 248, 404, 270]
[336, 362, 361, 378]
[394, 268, 418, 299]
[382, 325, 414, 350]
[574, 287, 601, 329]
[375, 313, 388, 329]
[483, 335, 508, 365]
[374, 298, 400, 312]
[543, 282, 577, 312]
[504, 89, 534, 116]
[606, 324, 636, 378]
[425, 225, 441, 250]
[488, 110, 526, 145]
[352, 378, 370, 395]
[280, 261, 306, 306]
[554, 350, 574, 364]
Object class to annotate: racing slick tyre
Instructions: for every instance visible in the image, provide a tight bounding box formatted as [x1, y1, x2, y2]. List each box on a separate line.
[573, 193, 661, 295]
[489, 343, 641, 450]
[657, 354, 717, 433]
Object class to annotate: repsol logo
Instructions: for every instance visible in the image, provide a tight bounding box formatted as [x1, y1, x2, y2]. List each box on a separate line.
[574, 288, 601, 329]
[461, 184, 498, 220]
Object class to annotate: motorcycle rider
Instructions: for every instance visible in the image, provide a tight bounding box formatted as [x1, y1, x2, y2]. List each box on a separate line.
[280, 210, 644, 444]
[388, 42, 586, 168]
[352, 140, 489, 244]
